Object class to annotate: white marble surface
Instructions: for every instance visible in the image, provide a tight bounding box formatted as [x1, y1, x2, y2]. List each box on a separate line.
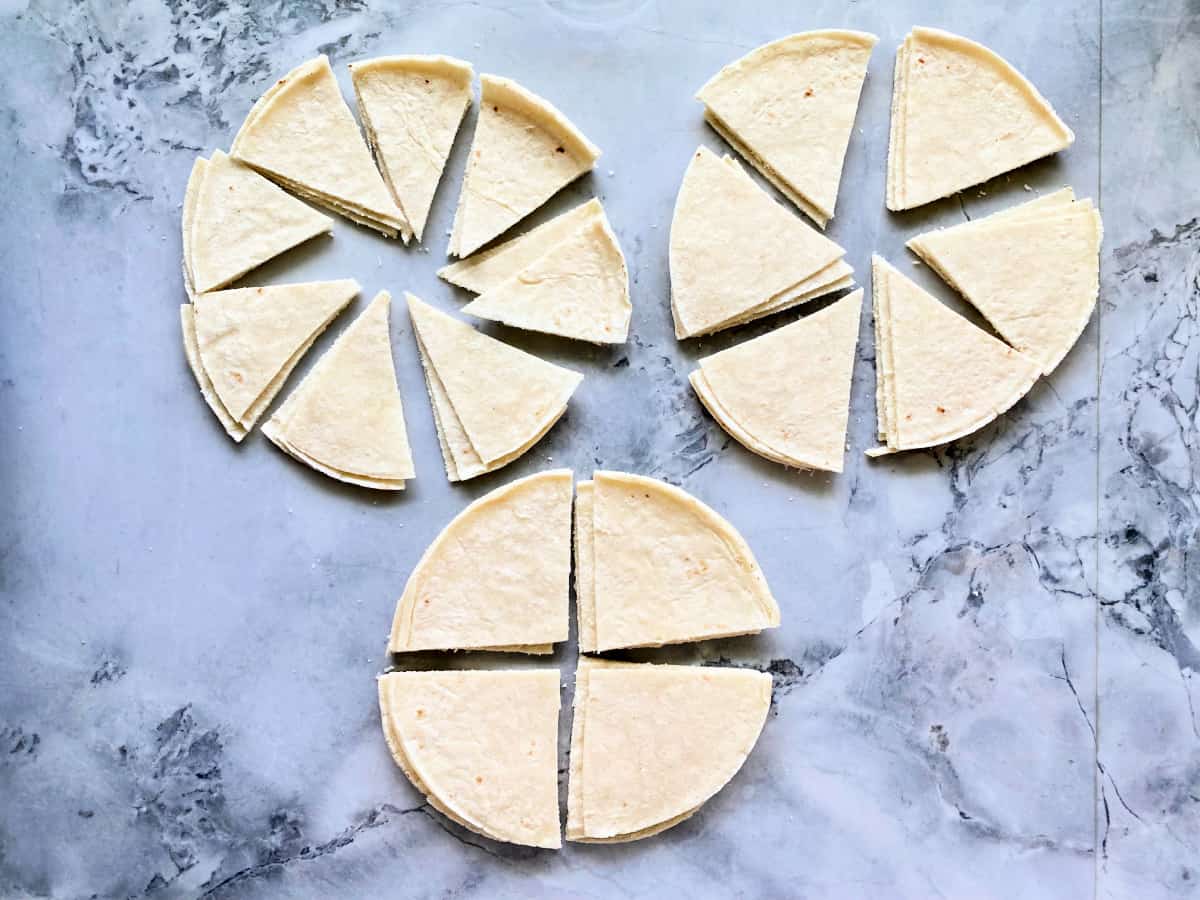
[0, 0, 1194, 897]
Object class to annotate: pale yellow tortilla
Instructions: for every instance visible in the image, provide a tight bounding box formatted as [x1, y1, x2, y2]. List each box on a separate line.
[573, 481, 597, 652]
[181, 157, 204, 299]
[350, 55, 473, 242]
[378, 670, 562, 848]
[697, 30, 877, 227]
[180, 304, 246, 440]
[448, 74, 601, 258]
[388, 469, 573, 651]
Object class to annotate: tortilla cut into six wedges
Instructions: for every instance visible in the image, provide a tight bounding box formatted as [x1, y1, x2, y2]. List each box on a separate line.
[697, 30, 877, 228]
[378, 670, 562, 848]
[886, 27, 1074, 211]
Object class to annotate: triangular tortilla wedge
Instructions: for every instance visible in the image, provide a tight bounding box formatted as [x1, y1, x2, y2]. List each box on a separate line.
[180, 304, 246, 440]
[565, 658, 771, 842]
[262, 291, 415, 488]
[670, 147, 846, 338]
[696, 30, 877, 228]
[461, 213, 631, 343]
[406, 294, 583, 476]
[871, 256, 1040, 452]
[230, 55, 409, 238]
[886, 27, 1074, 211]
[448, 75, 601, 258]
[582, 471, 780, 651]
[378, 670, 561, 848]
[691, 290, 863, 473]
[192, 280, 359, 429]
[350, 55, 473, 242]
[388, 469, 572, 651]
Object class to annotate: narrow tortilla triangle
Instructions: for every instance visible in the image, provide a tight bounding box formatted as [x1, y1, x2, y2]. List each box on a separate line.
[697, 30, 877, 227]
[230, 55, 409, 238]
[448, 75, 601, 258]
[388, 469, 572, 652]
[691, 290, 863, 473]
[350, 55, 473, 242]
[262, 291, 415, 488]
[378, 670, 561, 848]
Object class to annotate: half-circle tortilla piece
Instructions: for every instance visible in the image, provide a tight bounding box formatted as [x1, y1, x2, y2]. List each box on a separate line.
[589, 471, 780, 651]
[691, 290, 863, 473]
[461, 214, 631, 344]
[447, 75, 601, 258]
[696, 30, 877, 228]
[438, 199, 603, 294]
[389, 469, 572, 652]
[887, 27, 1075, 211]
[349, 55, 473, 242]
[378, 670, 562, 848]
[230, 55, 409, 238]
[262, 291, 415, 487]
[669, 147, 845, 339]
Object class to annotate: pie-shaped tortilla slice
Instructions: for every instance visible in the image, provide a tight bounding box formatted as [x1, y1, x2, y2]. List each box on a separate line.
[350, 55, 473, 242]
[696, 30, 877, 228]
[670, 146, 846, 338]
[690, 289, 863, 473]
[461, 212, 631, 343]
[575, 471, 780, 652]
[406, 294, 583, 481]
[907, 193, 1102, 375]
[566, 658, 771, 842]
[379, 670, 561, 848]
[870, 256, 1040, 453]
[389, 469, 572, 652]
[231, 55, 409, 238]
[448, 74, 601, 258]
[886, 27, 1074, 211]
[262, 291, 415, 489]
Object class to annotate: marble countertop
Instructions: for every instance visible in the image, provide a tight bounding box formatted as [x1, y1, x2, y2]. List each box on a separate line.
[1, 0, 1196, 897]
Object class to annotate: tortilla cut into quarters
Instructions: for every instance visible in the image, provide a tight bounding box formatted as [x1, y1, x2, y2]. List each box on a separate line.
[670, 147, 846, 338]
[180, 304, 246, 441]
[461, 213, 631, 343]
[448, 75, 601, 258]
[378, 670, 561, 848]
[871, 256, 1039, 453]
[231, 55, 409, 237]
[887, 27, 1074, 211]
[389, 469, 572, 652]
[584, 471, 779, 651]
[692, 290, 863, 473]
[350, 55, 473, 242]
[566, 658, 770, 842]
[263, 291, 415, 489]
[697, 30, 877, 228]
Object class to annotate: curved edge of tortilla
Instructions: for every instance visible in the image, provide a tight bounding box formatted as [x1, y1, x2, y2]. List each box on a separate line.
[349, 53, 473, 85]
[479, 73, 602, 164]
[180, 304, 247, 442]
[689, 370, 819, 471]
[231, 56, 327, 155]
[262, 420, 406, 490]
[696, 29, 878, 100]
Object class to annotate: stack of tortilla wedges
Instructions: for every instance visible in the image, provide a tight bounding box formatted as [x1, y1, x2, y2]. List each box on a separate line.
[380, 469, 777, 847]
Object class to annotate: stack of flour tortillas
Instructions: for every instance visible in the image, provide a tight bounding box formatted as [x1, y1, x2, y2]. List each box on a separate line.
[380, 470, 777, 846]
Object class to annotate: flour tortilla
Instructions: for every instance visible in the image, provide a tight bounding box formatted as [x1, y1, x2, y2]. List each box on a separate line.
[230, 56, 409, 237]
[461, 213, 630, 343]
[697, 30, 877, 227]
[691, 290, 863, 473]
[388, 469, 572, 651]
[448, 75, 601, 258]
[887, 27, 1074, 211]
[573, 481, 597, 652]
[350, 55, 473, 242]
[585, 471, 780, 651]
[670, 147, 845, 338]
[378, 670, 561, 848]
[180, 304, 246, 440]
[181, 157, 205, 298]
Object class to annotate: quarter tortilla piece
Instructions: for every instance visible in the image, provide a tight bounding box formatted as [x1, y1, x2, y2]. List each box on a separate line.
[262, 291, 415, 489]
[231, 55, 409, 238]
[379, 670, 561, 848]
[697, 30, 877, 228]
[350, 55, 473, 242]
[690, 290, 863, 473]
[566, 658, 771, 843]
[886, 27, 1075, 211]
[448, 75, 601, 258]
[388, 469, 572, 652]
